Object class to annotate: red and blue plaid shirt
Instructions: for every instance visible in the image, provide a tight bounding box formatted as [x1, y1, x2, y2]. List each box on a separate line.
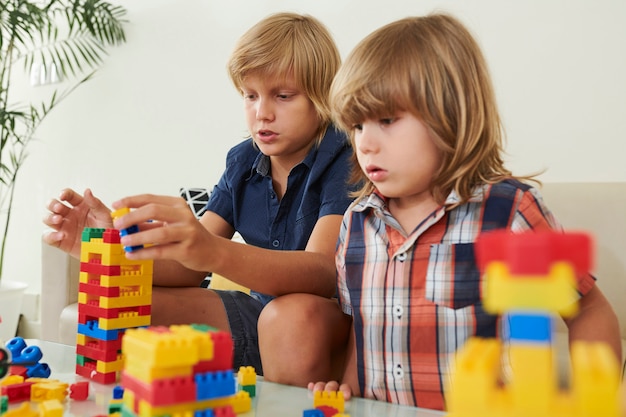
[336, 179, 595, 410]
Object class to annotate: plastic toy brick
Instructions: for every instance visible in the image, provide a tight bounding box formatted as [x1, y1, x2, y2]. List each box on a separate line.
[313, 390, 345, 413]
[481, 261, 579, 317]
[229, 390, 251, 414]
[110, 208, 131, 221]
[1, 380, 35, 402]
[75, 363, 118, 385]
[192, 331, 234, 373]
[571, 341, 621, 416]
[1, 395, 7, 414]
[237, 366, 256, 386]
[2, 401, 38, 417]
[25, 362, 51, 378]
[112, 385, 124, 399]
[81, 227, 105, 242]
[303, 409, 325, 417]
[474, 230, 592, 275]
[5, 339, 43, 365]
[506, 311, 553, 343]
[315, 404, 339, 417]
[8, 366, 28, 378]
[38, 399, 64, 417]
[69, 381, 89, 400]
[77, 320, 126, 341]
[30, 380, 69, 402]
[1, 375, 24, 386]
[122, 326, 214, 372]
[195, 370, 236, 401]
[121, 372, 196, 406]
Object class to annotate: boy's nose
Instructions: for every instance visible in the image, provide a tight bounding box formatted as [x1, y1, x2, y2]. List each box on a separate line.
[255, 99, 275, 121]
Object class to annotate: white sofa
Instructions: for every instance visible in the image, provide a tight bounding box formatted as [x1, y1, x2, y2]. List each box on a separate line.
[40, 182, 626, 363]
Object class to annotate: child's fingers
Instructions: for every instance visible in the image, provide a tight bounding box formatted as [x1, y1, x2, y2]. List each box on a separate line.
[308, 380, 341, 393]
[339, 383, 353, 400]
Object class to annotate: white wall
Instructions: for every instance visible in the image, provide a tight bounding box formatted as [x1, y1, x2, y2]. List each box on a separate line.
[7, 0, 626, 297]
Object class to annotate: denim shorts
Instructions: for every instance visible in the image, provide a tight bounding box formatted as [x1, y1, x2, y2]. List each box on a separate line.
[215, 290, 264, 375]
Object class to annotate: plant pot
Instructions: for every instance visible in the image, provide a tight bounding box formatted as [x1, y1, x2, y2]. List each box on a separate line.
[0, 280, 28, 342]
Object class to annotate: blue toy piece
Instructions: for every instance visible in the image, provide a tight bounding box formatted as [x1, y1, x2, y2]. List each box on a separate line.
[4, 337, 50, 378]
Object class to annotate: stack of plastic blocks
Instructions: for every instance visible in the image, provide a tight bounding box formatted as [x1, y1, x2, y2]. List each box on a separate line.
[302, 391, 349, 417]
[119, 324, 252, 417]
[76, 227, 153, 384]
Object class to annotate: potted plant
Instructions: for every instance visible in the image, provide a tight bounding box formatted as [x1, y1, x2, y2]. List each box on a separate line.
[0, 0, 128, 341]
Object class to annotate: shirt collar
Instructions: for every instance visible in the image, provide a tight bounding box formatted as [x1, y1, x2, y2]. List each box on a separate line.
[249, 144, 318, 179]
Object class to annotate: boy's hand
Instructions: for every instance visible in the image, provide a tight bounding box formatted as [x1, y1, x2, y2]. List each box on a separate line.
[43, 188, 113, 258]
[308, 381, 353, 400]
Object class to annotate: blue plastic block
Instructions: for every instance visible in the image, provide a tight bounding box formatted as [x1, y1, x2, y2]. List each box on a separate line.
[303, 410, 325, 417]
[26, 362, 51, 378]
[195, 370, 236, 400]
[506, 311, 553, 343]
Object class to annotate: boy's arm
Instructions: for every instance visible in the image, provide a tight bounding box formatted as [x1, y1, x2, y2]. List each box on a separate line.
[563, 285, 622, 363]
[308, 323, 361, 400]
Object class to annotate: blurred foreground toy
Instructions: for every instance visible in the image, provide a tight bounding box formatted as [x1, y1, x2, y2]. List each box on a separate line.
[446, 230, 621, 417]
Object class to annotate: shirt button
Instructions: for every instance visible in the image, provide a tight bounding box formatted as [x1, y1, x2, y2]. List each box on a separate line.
[394, 363, 404, 379]
[397, 252, 407, 262]
[393, 305, 403, 318]
[270, 192, 276, 199]
[272, 240, 280, 247]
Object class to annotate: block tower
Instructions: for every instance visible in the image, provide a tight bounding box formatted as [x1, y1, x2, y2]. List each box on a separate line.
[446, 230, 622, 417]
[120, 324, 252, 416]
[76, 221, 153, 384]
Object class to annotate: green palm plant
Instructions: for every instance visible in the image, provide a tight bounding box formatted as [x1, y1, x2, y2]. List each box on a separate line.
[0, 0, 127, 279]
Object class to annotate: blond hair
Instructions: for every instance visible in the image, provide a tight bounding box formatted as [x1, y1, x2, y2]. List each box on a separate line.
[331, 13, 535, 204]
[228, 12, 341, 140]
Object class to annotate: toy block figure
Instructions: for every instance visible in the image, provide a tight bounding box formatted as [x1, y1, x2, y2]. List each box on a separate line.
[120, 324, 251, 417]
[446, 230, 622, 417]
[76, 221, 153, 384]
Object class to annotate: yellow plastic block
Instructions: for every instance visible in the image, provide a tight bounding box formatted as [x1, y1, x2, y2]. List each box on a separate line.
[110, 207, 131, 220]
[507, 344, 556, 412]
[135, 393, 247, 417]
[571, 341, 621, 417]
[3, 402, 38, 417]
[446, 337, 502, 416]
[79, 292, 152, 309]
[123, 363, 194, 383]
[95, 355, 125, 373]
[482, 262, 578, 316]
[313, 390, 345, 413]
[1, 375, 24, 386]
[38, 399, 64, 417]
[100, 313, 151, 330]
[122, 325, 214, 370]
[30, 381, 69, 402]
[237, 366, 256, 386]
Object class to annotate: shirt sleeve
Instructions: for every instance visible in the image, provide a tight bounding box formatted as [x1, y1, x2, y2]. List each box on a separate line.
[512, 187, 596, 296]
[336, 211, 353, 316]
[317, 144, 355, 218]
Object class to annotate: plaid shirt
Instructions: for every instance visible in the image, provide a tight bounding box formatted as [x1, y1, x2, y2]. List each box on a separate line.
[336, 179, 595, 410]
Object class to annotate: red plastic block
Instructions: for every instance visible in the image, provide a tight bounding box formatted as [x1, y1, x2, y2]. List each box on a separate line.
[103, 229, 121, 243]
[475, 230, 592, 275]
[69, 381, 89, 401]
[75, 363, 118, 385]
[1, 381, 35, 403]
[121, 372, 196, 406]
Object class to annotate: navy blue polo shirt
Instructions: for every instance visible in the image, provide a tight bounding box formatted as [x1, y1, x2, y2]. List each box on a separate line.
[206, 125, 354, 304]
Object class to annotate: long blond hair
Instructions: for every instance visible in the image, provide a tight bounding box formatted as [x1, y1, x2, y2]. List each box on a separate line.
[331, 13, 535, 203]
[228, 12, 341, 141]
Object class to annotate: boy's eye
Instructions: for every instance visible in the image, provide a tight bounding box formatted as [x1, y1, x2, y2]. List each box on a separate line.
[352, 123, 363, 131]
[380, 118, 395, 125]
